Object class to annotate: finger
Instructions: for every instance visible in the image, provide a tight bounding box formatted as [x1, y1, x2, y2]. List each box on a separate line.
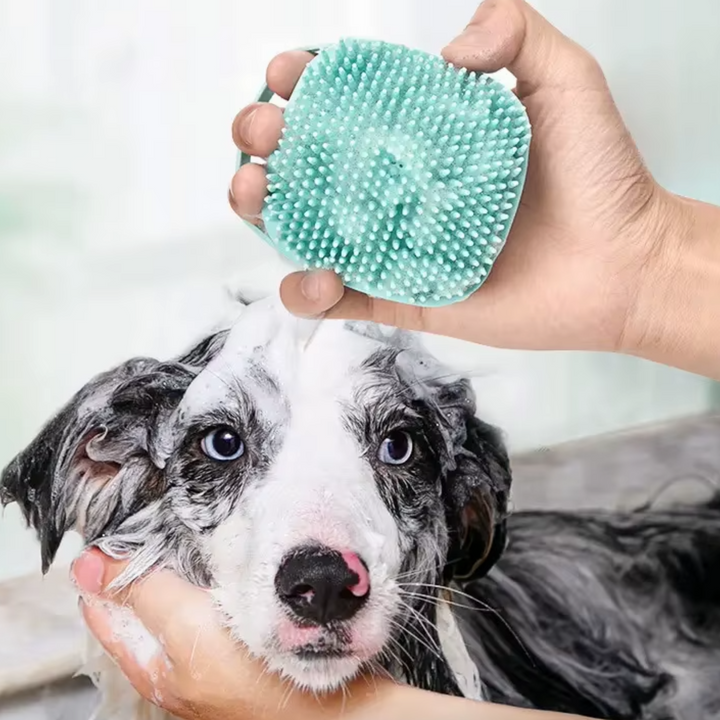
[279, 270, 428, 332]
[279, 270, 345, 317]
[113, 574, 217, 647]
[80, 599, 166, 704]
[231, 102, 284, 157]
[229, 163, 267, 224]
[266, 50, 315, 100]
[442, 0, 605, 94]
[73, 550, 218, 647]
[324, 289, 429, 332]
[71, 548, 108, 596]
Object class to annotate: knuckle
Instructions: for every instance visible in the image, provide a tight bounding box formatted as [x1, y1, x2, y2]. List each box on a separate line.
[168, 676, 204, 714]
[573, 46, 605, 84]
[371, 300, 425, 332]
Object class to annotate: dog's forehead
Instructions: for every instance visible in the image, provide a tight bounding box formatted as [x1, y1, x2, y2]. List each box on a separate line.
[176, 297, 415, 418]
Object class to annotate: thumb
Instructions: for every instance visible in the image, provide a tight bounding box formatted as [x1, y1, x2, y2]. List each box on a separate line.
[442, 0, 606, 94]
[279, 270, 430, 331]
[279, 270, 346, 318]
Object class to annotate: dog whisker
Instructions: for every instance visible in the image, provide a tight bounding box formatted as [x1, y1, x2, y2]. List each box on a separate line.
[399, 589, 483, 613]
[400, 581, 484, 607]
[388, 616, 443, 662]
[396, 596, 444, 639]
[397, 582, 534, 668]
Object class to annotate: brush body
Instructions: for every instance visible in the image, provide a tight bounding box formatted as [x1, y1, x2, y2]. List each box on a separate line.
[255, 39, 531, 307]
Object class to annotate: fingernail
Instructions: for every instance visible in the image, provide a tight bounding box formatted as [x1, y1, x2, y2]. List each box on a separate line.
[237, 107, 259, 149]
[71, 551, 105, 595]
[300, 271, 322, 302]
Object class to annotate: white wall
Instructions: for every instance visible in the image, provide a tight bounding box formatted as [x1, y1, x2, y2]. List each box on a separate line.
[1, 0, 718, 581]
[412, 0, 720, 206]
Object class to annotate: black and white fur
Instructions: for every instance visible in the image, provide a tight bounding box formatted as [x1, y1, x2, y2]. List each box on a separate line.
[2, 295, 719, 720]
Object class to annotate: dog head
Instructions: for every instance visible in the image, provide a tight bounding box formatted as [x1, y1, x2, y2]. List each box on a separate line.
[1, 296, 511, 693]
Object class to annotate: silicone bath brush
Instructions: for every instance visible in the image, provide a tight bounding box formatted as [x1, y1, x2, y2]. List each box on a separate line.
[239, 39, 531, 307]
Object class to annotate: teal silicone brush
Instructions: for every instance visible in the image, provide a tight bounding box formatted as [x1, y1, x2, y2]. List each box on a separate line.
[240, 38, 531, 307]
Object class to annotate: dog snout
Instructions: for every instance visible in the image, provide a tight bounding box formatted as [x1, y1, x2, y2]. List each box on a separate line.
[275, 546, 370, 625]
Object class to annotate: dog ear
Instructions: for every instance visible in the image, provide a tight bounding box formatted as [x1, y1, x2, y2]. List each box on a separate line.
[0, 358, 198, 573]
[431, 379, 512, 584]
[390, 351, 512, 584]
[444, 414, 511, 583]
[0, 330, 228, 573]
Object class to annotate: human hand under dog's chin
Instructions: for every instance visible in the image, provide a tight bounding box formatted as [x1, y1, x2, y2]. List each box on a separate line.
[73, 550, 267, 720]
[72, 550, 590, 720]
[71, 549, 366, 720]
[71, 550, 440, 720]
[228, 0, 683, 362]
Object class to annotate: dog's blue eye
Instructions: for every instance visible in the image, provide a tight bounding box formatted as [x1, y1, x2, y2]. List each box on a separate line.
[378, 431, 413, 465]
[201, 427, 245, 461]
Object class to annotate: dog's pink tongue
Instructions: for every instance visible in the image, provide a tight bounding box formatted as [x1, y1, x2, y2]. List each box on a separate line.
[342, 551, 370, 597]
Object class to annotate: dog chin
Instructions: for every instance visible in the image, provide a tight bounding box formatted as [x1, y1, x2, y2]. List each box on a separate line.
[267, 652, 364, 692]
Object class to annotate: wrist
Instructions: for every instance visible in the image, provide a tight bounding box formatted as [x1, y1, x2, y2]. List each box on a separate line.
[622, 190, 720, 379]
[343, 680, 594, 720]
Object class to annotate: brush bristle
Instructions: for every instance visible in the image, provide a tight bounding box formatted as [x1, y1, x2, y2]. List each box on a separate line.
[263, 38, 531, 307]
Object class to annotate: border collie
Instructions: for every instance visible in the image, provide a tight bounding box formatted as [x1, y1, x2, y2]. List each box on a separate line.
[2, 296, 719, 720]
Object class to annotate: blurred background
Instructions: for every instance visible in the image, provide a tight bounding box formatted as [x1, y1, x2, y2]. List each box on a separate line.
[0, 0, 719, 716]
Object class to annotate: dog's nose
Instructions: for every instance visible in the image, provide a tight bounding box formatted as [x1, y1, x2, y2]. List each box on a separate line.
[275, 546, 370, 625]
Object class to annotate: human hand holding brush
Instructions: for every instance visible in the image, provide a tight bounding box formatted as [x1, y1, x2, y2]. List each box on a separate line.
[230, 0, 720, 380]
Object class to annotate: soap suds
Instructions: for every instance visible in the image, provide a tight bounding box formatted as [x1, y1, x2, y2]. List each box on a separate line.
[105, 602, 161, 669]
[436, 597, 484, 701]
